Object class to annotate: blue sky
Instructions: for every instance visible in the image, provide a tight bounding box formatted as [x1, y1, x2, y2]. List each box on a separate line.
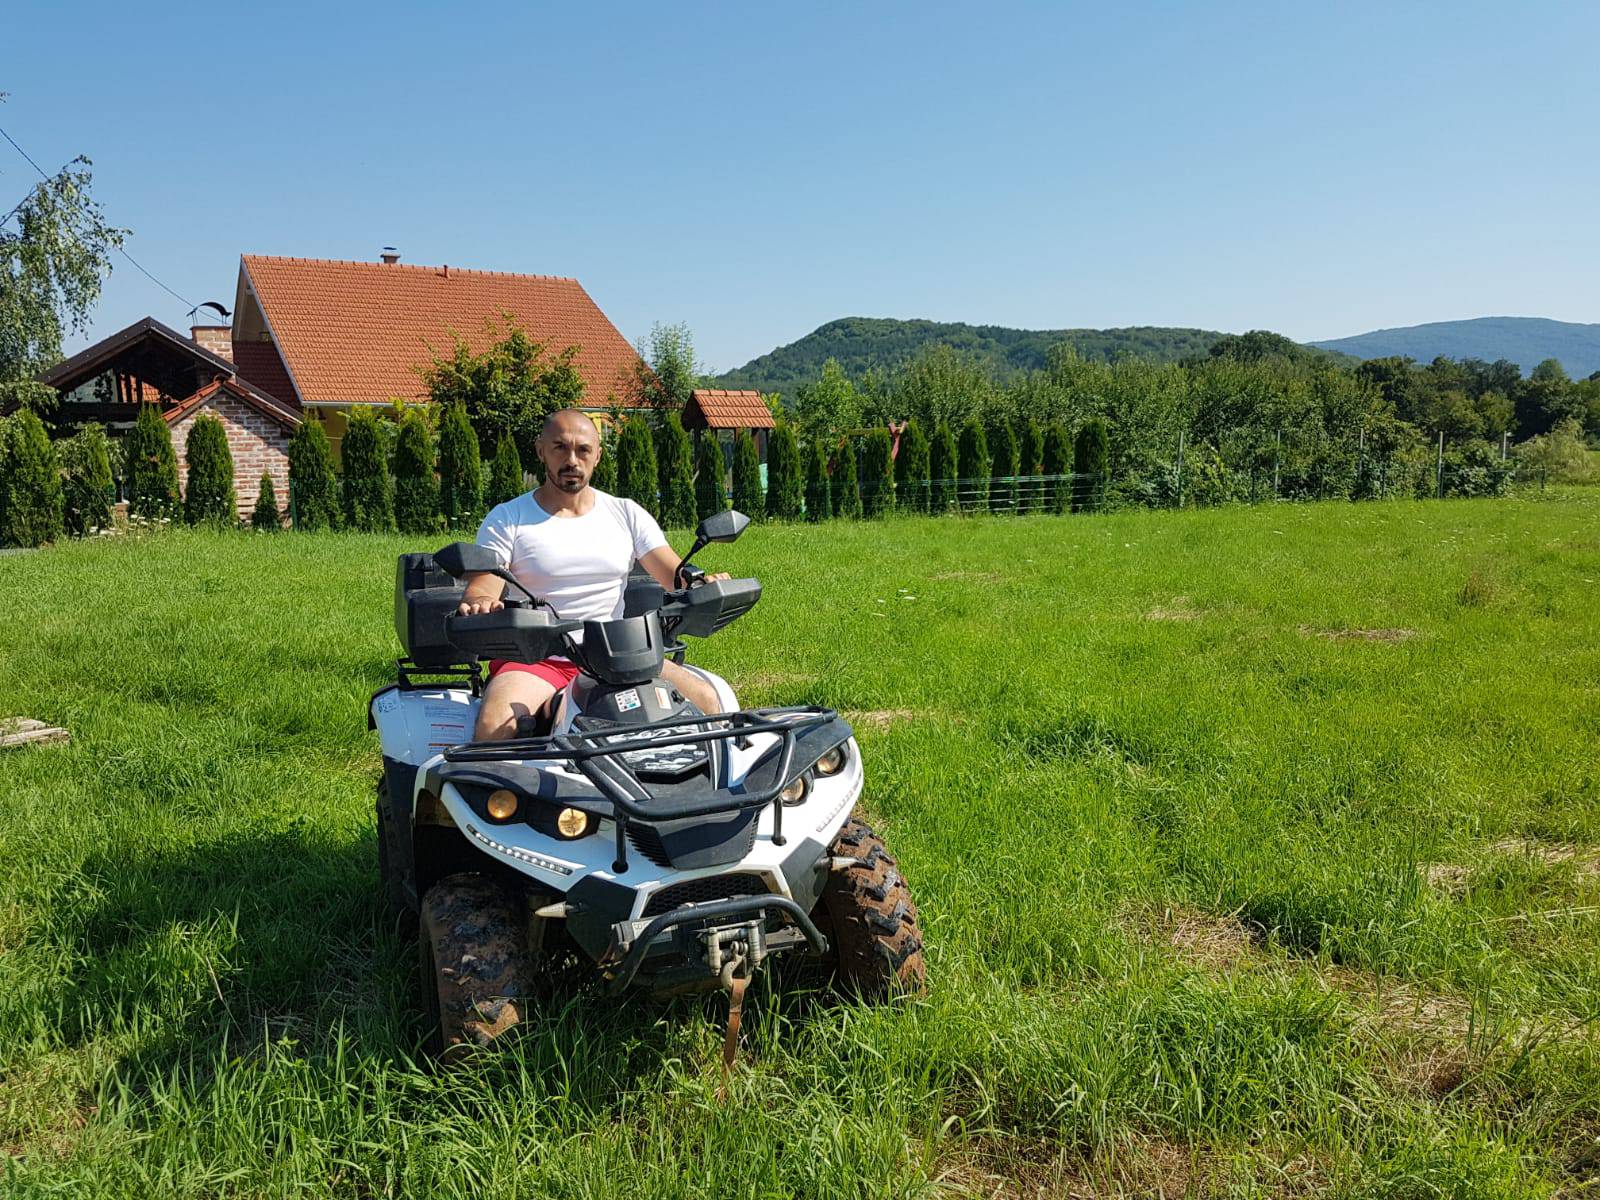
[5, 1, 1597, 373]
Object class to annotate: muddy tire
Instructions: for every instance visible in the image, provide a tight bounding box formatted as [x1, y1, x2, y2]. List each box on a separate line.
[818, 818, 926, 997]
[418, 873, 533, 1060]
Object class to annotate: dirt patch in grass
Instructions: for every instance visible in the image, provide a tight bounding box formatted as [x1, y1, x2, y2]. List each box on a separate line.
[932, 570, 1005, 583]
[846, 708, 919, 731]
[1492, 838, 1600, 877]
[736, 669, 820, 691]
[1133, 904, 1261, 970]
[1418, 862, 1473, 896]
[1144, 596, 1205, 622]
[1298, 626, 1418, 644]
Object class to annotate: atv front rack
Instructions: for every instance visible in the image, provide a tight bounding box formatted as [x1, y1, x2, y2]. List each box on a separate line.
[445, 706, 841, 873]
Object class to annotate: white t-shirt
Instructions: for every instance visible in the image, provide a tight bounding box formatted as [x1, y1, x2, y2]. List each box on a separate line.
[475, 489, 668, 625]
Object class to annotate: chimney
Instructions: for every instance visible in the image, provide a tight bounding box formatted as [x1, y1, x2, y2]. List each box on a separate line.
[380, 246, 400, 264]
[191, 323, 233, 362]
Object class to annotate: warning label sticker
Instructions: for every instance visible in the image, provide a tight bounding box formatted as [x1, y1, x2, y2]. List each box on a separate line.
[616, 688, 641, 712]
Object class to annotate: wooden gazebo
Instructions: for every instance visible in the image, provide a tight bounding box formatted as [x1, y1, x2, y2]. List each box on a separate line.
[681, 389, 774, 462]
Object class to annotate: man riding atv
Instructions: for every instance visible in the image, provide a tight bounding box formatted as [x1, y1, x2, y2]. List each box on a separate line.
[459, 408, 726, 738]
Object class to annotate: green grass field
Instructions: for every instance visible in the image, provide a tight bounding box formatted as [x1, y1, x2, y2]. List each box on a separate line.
[2, 492, 1598, 1198]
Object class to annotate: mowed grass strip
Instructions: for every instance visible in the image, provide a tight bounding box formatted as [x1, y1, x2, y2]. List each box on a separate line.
[1, 492, 1597, 1198]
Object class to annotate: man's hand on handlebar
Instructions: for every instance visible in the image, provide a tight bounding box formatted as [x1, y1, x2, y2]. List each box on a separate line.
[675, 565, 732, 589]
[457, 597, 506, 616]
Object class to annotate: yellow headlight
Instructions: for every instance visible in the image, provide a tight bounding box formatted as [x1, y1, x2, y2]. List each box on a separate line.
[779, 778, 808, 805]
[486, 789, 519, 820]
[815, 746, 846, 776]
[556, 807, 590, 838]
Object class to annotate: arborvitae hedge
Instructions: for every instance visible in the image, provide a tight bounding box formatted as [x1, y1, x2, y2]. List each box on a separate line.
[393, 410, 441, 534]
[183, 413, 236, 526]
[1041, 422, 1070, 513]
[832, 439, 860, 518]
[860, 427, 894, 517]
[341, 407, 393, 531]
[125, 402, 180, 519]
[957, 418, 989, 511]
[731, 429, 763, 516]
[0, 408, 64, 547]
[61, 422, 114, 536]
[764, 422, 804, 520]
[616, 416, 658, 515]
[1020, 418, 1043, 478]
[989, 420, 1018, 513]
[654, 412, 697, 529]
[1073, 418, 1110, 512]
[929, 423, 957, 514]
[488, 432, 524, 508]
[590, 426, 617, 493]
[253, 474, 282, 530]
[894, 419, 930, 514]
[694, 433, 727, 521]
[437, 403, 482, 528]
[805, 438, 831, 522]
[287, 418, 340, 530]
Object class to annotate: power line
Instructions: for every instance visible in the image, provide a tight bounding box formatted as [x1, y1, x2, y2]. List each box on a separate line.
[0, 122, 49, 180]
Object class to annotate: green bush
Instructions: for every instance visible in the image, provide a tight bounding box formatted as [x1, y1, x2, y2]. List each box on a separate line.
[590, 424, 618, 493]
[183, 413, 236, 526]
[989, 420, 1018, 513]
[695, 433, 727, 521]
[832, 439, 860, 518]
[616, 416, 658, 515]
[287, 418, 340, 530]
[0, 408, 64, 547]
[252, 474, 282, 531]
[341, 408, 393, 531]
[894, 420, 930, 514]
[437, 403, 482, 528]
[929, 423, 957, 513]
[393, 410, 440, 534]
[1041, 422, 1069, 513]
[731, 429, 763, 516]
[957, 419, 989, 512]
[125, 402, 180, 519]
[654, 412, 697, 529]
[764, 422, 804, 520]
[487, 432, 524, 508]
[860, 427, 894, 517]
[60, 422, 114, 536]
[805, 438, 831, 522]
[1073, 418, 1110, 512]
[1019, 418, 1043, 478]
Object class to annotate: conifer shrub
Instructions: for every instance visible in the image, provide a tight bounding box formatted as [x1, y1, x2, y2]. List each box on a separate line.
[341, 407, 393, 531]
[287, 418, 340, 530]
[1073, 418, 1110, 512]
[731, 429, 763, 516]
[894, 419, 930, 514]
[1019, 418, 1044, 479]
[437, 403, 482, 528]
[860, 427, 895, 517]
[393, 410, 441, 534]
[183, 413, 236, 526]
[590, 424, 618, 493]
[764, 422, 804, 520]
[832, 439, 861, 518]
[989, 421, 1018, 513]
[805, 438, 831, 522]
[957, 418, 989, 511]
[488, 432, 524, 508]
[695, 433, 727, 521]
[929, 423, 957, 514]
[654, 412, 697, 529]
[1041, 422, 1070, 513]
[252, 474, 282, 530]
[616, 416, 658, 516]
[0, 408, 64, 547]
[125, 402, 180, 519]
[60, 422, 114, 536]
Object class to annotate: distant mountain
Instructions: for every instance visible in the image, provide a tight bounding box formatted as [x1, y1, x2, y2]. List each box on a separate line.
[1311, 317, 1600, 378]
[713, 317, 1229, 395]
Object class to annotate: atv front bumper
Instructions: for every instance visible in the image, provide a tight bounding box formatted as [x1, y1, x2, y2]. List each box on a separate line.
[603, 894, 830, 993]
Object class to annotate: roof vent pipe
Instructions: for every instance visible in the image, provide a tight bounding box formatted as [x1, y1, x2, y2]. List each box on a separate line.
[380, 247, 400, 264]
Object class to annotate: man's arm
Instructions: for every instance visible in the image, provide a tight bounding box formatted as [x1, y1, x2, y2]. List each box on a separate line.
[457, 571, 508, 616]
[637, 546, 729, 591]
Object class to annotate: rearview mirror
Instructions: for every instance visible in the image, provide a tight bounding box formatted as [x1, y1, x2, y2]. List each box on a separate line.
[433, 541, 501, 578]
[696, 510, 750, 545]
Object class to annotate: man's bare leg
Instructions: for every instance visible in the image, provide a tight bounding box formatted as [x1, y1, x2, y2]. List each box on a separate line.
[474, 670, 559, 740]
[660, 660, 724, 715]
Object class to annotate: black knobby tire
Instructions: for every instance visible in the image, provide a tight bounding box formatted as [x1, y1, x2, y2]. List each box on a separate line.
[375, 777, 417, 938]
[418, 872, 533, 1060]
[818, 818, 926, 997]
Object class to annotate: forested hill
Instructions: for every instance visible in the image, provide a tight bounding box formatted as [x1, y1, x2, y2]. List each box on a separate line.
[713, 317, 1228, 395]
[1311, 317, 1600, 378]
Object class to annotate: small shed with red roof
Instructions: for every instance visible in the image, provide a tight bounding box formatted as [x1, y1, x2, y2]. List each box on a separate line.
[681, 389, 774, 462]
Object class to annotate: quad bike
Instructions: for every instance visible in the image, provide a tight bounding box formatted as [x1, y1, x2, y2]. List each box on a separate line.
[370, 509, 925, 1059]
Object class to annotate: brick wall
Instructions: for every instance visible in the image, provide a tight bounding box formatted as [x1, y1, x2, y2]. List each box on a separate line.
[170, 393, 293, 519]
[190, 326, 234, 362]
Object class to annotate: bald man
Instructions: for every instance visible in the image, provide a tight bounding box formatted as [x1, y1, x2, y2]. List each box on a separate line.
[458, 408, 729, 740]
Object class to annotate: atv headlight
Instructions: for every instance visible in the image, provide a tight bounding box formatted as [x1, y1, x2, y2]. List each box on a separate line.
[555, 807, 590, 839]
[487, 789, 519, 820]
[815, 746, 846, 776]
[779, 777, 808, 805]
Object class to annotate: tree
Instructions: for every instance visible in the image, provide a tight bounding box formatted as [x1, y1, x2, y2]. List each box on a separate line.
[591, 422, 618, 493]
[1019, 418, 1044, 478]
[731, 429, 763, 516]
[654, 411, 697, 529]
[929, 422, 957, 513]
[956, 419, 989, 511]
[860, 427, 895, 517]
[832, 439, 861, 518]
[1073, 418, 1110, 512]
[0, 408, 63, 546]
[59, 422, 113, 536]
[287, 417, 340, 530]
[437, 402, 482, 528]
[630, 322, 703, 411]
[252, 474, 282, 530]
[342, 407, 394, 531]
[805, 438, 831, 522]
[487, 432, 524, 509]
[183, 413, 235, 526]
[1041, 422, 1069, 513]
[764, 422, 804, 520]
[695, 433, 727, 521]
[393, 411, 440, 534]
[795, 359, 862, 443]
[616, 416, 658, 516]
[125, 402, 180, 519]
[989, 420, 1018, 513]
[896, 344, 995, 433]
[894, 419, 931, 514]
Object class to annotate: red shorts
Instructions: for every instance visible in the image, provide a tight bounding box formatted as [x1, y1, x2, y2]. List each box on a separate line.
[488, 657, 582, 690]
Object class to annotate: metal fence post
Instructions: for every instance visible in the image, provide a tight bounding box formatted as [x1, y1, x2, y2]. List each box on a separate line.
[1435, 431, 1445, 499]
[1175, 430, 1185, 508]
[1273, 430, 1281, 498]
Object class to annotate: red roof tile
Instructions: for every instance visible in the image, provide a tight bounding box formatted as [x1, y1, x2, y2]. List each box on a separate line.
[685, 389, 775, 430]
[239, 255, 645, 408]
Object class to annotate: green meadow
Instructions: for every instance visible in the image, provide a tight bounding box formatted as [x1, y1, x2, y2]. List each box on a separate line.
[1, 491, 1598, 1198]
